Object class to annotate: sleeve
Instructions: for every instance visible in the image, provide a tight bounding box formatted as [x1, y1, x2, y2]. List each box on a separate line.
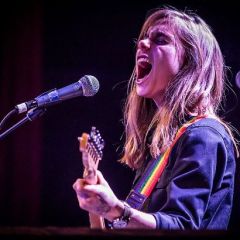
[152, 126, 227, 229]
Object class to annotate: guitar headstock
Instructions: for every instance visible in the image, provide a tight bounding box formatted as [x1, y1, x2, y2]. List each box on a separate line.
[78, 127, 104, 183]
[79, 127, 104, 161]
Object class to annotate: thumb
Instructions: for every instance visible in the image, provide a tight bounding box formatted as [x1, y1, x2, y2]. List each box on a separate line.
[96, 170, 109, 187]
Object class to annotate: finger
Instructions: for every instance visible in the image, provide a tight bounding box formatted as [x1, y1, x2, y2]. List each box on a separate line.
[78, 191, 91, 199]
[84, 184, 102, 194]
[73, 178, 98, 198]
[72, 178, 86, 192]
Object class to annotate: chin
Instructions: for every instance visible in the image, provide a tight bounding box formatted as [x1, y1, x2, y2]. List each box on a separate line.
[136, 87, 145, 97]
[136, 88, 151, 98]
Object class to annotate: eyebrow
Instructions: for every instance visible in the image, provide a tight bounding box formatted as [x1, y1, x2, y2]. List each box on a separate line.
[148, 26, 174, 36]
[148, 29, 174, 42]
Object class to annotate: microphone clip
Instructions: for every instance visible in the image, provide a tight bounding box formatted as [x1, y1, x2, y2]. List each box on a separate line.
[15, 88, 57, 114]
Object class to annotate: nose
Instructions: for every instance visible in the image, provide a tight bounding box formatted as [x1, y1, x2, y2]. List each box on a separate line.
[138, 38, 151, 50]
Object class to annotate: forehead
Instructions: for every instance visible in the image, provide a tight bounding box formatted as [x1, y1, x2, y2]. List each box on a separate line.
[147, 20, 174, 35]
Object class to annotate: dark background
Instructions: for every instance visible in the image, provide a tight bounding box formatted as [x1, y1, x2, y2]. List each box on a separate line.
[0, 0, 239, 229]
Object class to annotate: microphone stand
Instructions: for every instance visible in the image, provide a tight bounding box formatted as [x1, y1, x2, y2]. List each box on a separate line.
[0, 107, 46, 140]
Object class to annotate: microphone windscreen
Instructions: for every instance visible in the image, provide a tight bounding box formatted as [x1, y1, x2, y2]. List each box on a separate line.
[81, 75, 100, 96]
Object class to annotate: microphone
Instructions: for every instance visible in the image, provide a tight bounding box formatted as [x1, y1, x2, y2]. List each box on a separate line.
[15, 75, 99, 114]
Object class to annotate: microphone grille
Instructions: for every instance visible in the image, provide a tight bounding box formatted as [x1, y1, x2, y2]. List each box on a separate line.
[80, 75, 100, 96]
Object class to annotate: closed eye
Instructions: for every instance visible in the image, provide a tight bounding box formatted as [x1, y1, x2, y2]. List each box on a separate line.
[149, 32, 170, 45]
[137, 30, 172, 47]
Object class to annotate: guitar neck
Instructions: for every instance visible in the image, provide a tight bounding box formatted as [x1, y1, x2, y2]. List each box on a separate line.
[83, 141, 100, 184]
[79, 127, 105, 229]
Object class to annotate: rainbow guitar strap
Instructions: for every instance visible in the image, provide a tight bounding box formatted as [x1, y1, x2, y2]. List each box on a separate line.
[125, 115, 207, 210]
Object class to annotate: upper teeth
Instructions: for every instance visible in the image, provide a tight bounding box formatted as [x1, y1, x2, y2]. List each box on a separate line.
[138, 57, 149, 63]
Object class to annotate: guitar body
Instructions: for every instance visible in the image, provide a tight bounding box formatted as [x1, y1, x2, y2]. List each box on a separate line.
[78, 127, 105, 229]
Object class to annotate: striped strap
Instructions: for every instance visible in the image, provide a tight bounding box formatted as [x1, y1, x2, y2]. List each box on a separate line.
[126, 115, 207, 210]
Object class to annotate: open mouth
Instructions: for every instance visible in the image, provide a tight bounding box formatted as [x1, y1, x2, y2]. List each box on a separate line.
[137, 58, 152, 80]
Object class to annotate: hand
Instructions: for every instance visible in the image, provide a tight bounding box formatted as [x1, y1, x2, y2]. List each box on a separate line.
[73, 170, 124, 221]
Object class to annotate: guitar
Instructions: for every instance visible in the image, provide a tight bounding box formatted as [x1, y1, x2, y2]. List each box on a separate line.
[78, 126, 105, 229]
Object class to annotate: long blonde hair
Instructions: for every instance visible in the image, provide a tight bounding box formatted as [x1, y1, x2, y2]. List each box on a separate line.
[121, 7, 237, 169]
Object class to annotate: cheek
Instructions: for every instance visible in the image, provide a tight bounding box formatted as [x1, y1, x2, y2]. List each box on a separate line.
[166, 49, 181, 76]
[171, 59, 181, 75]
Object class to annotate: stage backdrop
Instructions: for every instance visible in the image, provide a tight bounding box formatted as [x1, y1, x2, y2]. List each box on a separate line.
[0, 0, 239, 229]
